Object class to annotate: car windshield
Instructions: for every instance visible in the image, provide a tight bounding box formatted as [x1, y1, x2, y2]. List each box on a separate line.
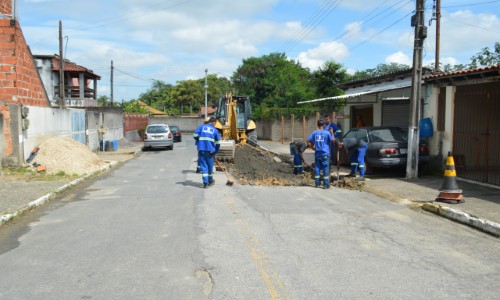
[147, 126, 168, 134]
[370, 128, 407, 142]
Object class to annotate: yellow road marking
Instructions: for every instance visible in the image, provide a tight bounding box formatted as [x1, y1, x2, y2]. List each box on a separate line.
[226, 198, 290, 300]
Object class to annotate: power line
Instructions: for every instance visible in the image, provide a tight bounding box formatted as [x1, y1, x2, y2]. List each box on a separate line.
[277, 0, 343, 54]
[442, 0, 500, 9]
[306, 0, 413, 60]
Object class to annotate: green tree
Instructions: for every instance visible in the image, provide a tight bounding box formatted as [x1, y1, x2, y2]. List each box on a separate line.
[469, 42, 500, 68]
[168, 80, 204, 114]
[232, 53, 315, 109]
[139, 80, 173, 110]
[311, 60, 349, 111]
[122, 100, 149, 114]
[347, 62, 411, 82]
[97, 95, 110, 107]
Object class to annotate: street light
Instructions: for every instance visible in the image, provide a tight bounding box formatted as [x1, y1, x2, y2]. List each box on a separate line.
[204, 69, 208, 118]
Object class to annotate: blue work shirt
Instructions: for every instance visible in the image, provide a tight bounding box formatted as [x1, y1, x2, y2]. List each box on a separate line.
[307, 129, 333, 158]
[324, 122, 342, 139]
[193, 123, 220, 153]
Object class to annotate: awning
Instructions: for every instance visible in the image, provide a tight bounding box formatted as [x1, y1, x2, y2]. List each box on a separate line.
[297, 83, 411, 104]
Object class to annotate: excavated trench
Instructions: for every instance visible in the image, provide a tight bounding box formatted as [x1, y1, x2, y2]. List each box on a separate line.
[220, 144, 365, 190]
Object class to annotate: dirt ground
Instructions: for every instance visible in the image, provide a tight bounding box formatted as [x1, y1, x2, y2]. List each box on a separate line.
[221, 144, 364, 190]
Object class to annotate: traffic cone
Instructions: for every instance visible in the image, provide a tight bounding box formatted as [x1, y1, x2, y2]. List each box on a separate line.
[436, 152, 463, 204]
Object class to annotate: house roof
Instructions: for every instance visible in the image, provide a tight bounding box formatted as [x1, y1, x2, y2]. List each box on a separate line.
[33, 54, 101, 79]
[137, 100, 167, 115]
[423, 64, 500, 83]
[339, 68, 413, 89]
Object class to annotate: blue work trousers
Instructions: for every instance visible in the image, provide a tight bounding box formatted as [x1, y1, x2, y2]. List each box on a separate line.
[293, 153, 304, 174]
[350, 144, 367, 176]
[198, 151, 215, 185]
[314, 155, 330, 187]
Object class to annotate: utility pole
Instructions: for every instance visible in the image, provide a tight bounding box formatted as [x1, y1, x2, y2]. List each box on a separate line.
[406, 0, 427, 179]
[435, 0, 441, 71]
[110, 60, 114, 107]
[58, 20, 65, 108]
[204, 69, 208, 118]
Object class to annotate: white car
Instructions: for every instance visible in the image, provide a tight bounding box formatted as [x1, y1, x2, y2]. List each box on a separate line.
[143, 124, 174, 150]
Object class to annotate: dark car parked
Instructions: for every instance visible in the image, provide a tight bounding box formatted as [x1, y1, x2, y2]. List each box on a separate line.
[341, 126, 429, 173]
[170, 125, 182, 142]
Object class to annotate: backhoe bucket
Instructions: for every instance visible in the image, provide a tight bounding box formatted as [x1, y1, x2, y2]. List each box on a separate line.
[216, 140, 235, 162]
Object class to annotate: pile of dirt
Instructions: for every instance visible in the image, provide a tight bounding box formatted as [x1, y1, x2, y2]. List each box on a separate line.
[332, 177, 365, 190]
[221, 144, 367, 190]
[223, 144, 314, 186]
[29, 136, 106, 175]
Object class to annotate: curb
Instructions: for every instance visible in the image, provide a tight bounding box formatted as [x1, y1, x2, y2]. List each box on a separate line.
[421, 203, 500, 237]
[0, 161, 118, 228]
[361, 184, 500, 238]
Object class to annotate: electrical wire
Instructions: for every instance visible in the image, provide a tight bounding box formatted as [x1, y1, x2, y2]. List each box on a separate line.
[442, 0, 500, 9]
[306, 0, 413, 60]
[277, 0, 343, 54]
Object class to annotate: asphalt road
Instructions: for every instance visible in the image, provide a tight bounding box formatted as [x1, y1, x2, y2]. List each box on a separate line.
[0, 139, 499, 299]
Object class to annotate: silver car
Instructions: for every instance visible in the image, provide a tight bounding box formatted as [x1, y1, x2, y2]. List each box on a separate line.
[143, 124, 174, 150]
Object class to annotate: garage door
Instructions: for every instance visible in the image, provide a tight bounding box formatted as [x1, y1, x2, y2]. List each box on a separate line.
[453, 82, 500, 186]
[382, 100, 410, 128]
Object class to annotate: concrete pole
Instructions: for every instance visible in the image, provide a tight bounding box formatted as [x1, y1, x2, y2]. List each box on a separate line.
[406, 0, 426, 179]
[59, 20, 65, 108]
[204, 69, 208, 118]
[110, 60, 114, 107]
[435, 0, 441, 71]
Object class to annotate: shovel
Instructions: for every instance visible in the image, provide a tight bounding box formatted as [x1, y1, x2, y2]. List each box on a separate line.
[215, 159, 234, 186]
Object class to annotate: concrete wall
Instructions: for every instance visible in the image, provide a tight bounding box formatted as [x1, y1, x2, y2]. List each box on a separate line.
[86, 111, 101, 152]
[85, 107, 124, 148]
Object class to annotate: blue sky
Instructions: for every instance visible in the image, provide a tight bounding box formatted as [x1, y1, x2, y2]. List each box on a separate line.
[18, 0, 500, 102]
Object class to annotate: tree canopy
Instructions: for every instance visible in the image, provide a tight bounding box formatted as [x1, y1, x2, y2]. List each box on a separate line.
[131, 43, 498, 118]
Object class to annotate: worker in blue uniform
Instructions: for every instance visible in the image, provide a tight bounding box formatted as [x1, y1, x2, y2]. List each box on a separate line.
[290, 140, 308, 175]
[193, 117, 220, 188]
[338, 137, 368, 179]
[324, 115, 342, 165]
[307, 120, 334, 189]
[195, 117, 211, 173]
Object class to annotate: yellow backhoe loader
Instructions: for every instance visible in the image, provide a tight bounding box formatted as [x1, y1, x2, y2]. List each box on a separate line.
[214, 92, 257, 161]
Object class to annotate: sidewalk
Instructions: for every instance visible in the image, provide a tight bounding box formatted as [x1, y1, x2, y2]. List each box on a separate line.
[0, 143, 143, 227]
[258, 140, 500, 237]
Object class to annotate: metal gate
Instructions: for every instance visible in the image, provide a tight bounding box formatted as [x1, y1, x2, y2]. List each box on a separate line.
[453, 82, 500, 186]
[71, 109, 87, 145]
[382, 100, 410, 128]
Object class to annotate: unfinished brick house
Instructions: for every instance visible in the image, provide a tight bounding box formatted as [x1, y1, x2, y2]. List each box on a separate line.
[1, 2, 50, 166]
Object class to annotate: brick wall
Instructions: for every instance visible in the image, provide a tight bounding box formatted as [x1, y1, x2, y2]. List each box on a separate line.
[1, 16, 49, 166]
[0, 0, 13, 16]
[0, 19, 48, 106]
[0, 102, 12, 157]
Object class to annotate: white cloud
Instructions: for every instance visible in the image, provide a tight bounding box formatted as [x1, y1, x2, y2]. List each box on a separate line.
[428, 10, 500, 59]
[385, 51, 411, 65]
[297, 41, 350, 70]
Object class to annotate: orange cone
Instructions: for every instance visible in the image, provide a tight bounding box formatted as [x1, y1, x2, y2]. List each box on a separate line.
[436, 152, 463, 204]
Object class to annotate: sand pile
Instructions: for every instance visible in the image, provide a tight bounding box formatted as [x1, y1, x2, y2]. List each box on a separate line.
[30, 136, 106, 175]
